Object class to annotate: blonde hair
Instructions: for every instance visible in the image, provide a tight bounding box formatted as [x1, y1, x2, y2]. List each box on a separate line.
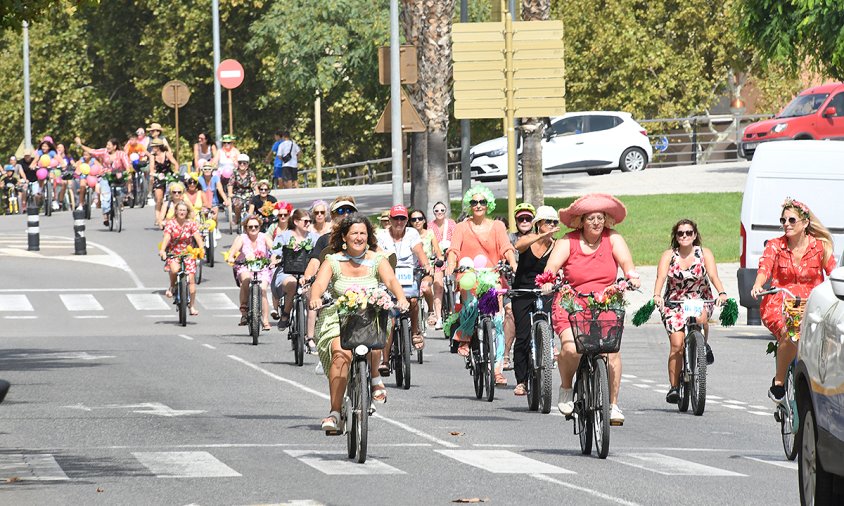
[173, 200, 195, 221]
[784, 204, 834, 264]
[571, 212, 615, 230]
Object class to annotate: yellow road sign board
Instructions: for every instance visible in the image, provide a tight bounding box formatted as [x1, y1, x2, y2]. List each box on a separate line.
[454, 107, 506, 120]
[514, 87, 565, 99]
[454, 88, 505, 101]
[453, 60, 505, 73]
[375, 88, 426, 133]
[512, 77, 564, 89]
[454, 80, 506, 91]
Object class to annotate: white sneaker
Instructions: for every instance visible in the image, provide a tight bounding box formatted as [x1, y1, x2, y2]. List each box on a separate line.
[610, 404, 625, 425]
[557, 386, 574, 415]
[51, 201, 59, 211]
[435, 319, 443, 330]
[314, 361, 324, 375]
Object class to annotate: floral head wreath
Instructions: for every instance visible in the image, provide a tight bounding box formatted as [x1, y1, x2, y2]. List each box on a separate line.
[462, 184, 497, 213]
[782, 197, 810, 219]
[272, 201, 293, 216]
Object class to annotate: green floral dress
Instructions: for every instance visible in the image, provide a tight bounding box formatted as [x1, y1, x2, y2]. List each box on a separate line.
[315, 252, 385, 375]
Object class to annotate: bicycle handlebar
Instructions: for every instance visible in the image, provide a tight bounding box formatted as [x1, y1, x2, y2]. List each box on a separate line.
[756, 286, 797, 299]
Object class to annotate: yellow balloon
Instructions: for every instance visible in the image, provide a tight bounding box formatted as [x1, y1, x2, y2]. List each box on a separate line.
[80, 163, 91, 175]
[39, 154, 51, 167]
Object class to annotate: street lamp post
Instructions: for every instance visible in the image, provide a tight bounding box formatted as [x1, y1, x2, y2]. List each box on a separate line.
[23, 21, 32, 150]
[212, 0, 222, 148]
[389, 0, 402, 205]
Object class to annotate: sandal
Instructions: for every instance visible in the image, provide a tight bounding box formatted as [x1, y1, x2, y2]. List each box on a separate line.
[239, 315, 248, 326]
[321, 411, 342, 436]
[305, 338, 317, 354]
[495, 373, 508, 387]
[165, 286, 174, 298]
[514, 383, 527, 396]
[426, 312, 437, 327]
[262, 323, 271, 331]
[503, 356, 513, 371]
[371, 378, 387, 404]
[270, 310, 280, 320]
[378, 363, 391, 377]
[412, 334, 425, 351]
[189, 307, 199, 316]
[457, 342, 470, 357]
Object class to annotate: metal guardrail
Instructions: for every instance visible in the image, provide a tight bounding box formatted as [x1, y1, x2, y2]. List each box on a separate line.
[292, 113, 773, 187]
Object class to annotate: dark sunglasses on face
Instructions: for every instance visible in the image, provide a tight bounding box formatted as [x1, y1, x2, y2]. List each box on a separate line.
[676, 230, 695, 238]
[247, 225, 259, 230]
[391, 216, 407, 222]
[259, 188, 268, 191]
[780, 217, 801, 226]
[516, 216, 533, 223]
[335, 207, 355, 215]
[469, 199, 488, 207]
[410, 217, 425, 223]
[314, 210, 326, 215]
[543, 220, 559, 226]
[279, 213, 289, 218]
[171, 190, 182, 194]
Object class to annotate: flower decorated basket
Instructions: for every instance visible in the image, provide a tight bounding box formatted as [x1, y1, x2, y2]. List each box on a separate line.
[337, 286, 394, 350]
[560, 281, 629, 355]
[280, 236, 314, 275]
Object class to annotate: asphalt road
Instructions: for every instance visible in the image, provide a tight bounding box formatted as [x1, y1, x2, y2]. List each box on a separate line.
[0, 188, 799, 506]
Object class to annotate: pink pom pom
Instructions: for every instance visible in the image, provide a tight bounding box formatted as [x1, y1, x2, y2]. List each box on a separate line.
[36, 168, 48, 180]
[473, 254, 489, 269]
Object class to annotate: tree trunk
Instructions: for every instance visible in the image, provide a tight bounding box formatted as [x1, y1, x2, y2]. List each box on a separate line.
[520, 0, 553, 206]
[426, 129, 448, 215]
[521, 120, 545, 206]
[410, 131, 428, 211]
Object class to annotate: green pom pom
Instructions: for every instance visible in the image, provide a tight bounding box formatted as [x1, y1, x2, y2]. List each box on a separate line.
[766, 341, 778, 356]
[719, 298, 738, 327]
[632, 300, 656, 327]
[476, 270, 499, 296]
[443, 312, 461, 337]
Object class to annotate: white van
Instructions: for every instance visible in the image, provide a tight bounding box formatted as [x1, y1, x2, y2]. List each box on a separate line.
[737, 140, 844, 323]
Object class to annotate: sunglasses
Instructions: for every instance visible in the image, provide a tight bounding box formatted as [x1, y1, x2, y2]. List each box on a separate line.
[171, 190, 182, 194]
[780, 217, 802, 226]
[335, 207, 355, 215]
[469, 199, 488, 207]
[676, 230, 695, 238]
[301, 219, 311, 224]
[314, 210, 326, 215]
[247, 225, 260, 230]
[542, 220, 560, 226]
[223, 142, 232, 145]
[278, 213, 289, 218]
[391, 216, 408, 221]
[516, 216, 533, 223]
[433, 208, 446, 214]
[410, 217, 425, 222]
[259, 188, 269, 191]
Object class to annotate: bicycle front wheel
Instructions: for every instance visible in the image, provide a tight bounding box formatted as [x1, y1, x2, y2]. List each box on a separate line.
[44, 182, 52, 217]
[483, 318, 496, 402]
[249, 283, 261, 345]
[689, 330, 707, 416]
[354, 359, 370, 463]
[177, 276, 187, 327]
[782, 366, 798, 460]
[575, 370, 592, 455]
[293, 299, 306, 366]
[400, 317, 411, 390]
[207, 230, 215, 267]
[116, 199, 123, 233]
[592, 358, 610, 459]
[536, 320, 554, 414]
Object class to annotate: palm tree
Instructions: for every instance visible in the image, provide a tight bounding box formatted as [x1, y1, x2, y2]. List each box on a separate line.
[520, 0, 553, 206]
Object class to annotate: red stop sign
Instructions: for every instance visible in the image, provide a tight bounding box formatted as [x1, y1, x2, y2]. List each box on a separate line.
[217, 59, 245, 89]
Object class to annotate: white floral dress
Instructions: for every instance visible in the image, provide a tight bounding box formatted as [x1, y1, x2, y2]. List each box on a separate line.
[659, 246, 714, 333]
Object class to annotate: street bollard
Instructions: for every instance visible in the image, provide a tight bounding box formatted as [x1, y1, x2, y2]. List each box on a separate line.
[73, 208, 87, 255]
[27, 202, 39, 251]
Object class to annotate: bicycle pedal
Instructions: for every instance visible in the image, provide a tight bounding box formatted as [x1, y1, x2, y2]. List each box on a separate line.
[610, 420, 624, 427]
[368, 406, 376, 415]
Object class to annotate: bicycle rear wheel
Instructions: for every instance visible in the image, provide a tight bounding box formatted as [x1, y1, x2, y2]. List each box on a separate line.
[689, 330, 707, 416]
[536, 320, 554, 414]
[177, 276, 187, 327]
[526, 341, 539, 411]
[293, 299, 306, 366]
[44, 182, 52, 217]
[355, 359, 369, 463]
[207, 230, 215, 267]
[84, 188, 92, 220]
[592, 358, 610, 459]
[483, 318, 496, 402]
[575, 369, 593, 455]
[678, 337, 691, 412]
[249, 282, 261, 345]
[116, 198, 123, 232]
[782, 366, 798, 460]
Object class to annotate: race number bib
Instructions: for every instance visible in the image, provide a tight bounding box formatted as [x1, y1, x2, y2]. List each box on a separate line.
[682, 299, 704, 319]
[396, 266, 414, 287]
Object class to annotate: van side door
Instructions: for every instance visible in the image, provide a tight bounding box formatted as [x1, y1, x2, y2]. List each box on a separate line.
[815, 92, 844, 140]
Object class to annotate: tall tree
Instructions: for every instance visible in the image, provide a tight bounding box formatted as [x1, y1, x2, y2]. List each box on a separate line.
[519, 0, 552, 207]
[419, 0, 455, 215]
[738, 0, 844, 80]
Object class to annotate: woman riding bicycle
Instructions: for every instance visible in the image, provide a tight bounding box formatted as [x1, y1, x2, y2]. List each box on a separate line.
[150, 139, 180, 227]
[511, 205, 560, 396]
[409, 208, 444, 332]
[213, 134, 240, 176]
[197, 162, 229, 221]
[376, 205, 434, 363]
[271, 208, 319, 342]
[76, 136, 132, 226]
[266, 201, 292, 240]
[308, 214, 409, 434]
[504, 203, 536, 372]
[445, 185, 517, 387]
[542, 193, 640, 425]
[652, 219, 728, 404]
[228, 214, 275, 331]
[227, 154, 256, 229]
[158, 201, 205, 317]
[157, 183, 187, 227]
[309, 200, 332, 236]
[193, 132, 217, 171]
[750, 198, 835, 404]
[247, 179, 277, 228]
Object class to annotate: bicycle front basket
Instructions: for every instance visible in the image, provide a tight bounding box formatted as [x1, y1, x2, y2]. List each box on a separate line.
[339, 306, 389, 351]
[282, 246, 309, 275]
[568, 309, 625, 354]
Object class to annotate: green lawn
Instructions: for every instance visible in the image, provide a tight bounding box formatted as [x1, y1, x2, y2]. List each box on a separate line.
[448, 192, 742, 266]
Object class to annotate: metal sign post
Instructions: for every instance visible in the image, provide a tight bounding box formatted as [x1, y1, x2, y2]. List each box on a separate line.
[217, 59, 245, 136]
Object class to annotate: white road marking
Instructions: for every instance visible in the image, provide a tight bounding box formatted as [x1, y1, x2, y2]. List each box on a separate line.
[609, 453, 746, 476]
[633, 383, 651, 389]
[179, 334, 194, 340]
[284, 450, 404, 475]
[638, 379, 655, 383]
[0, 294, 34, 311]
[4, 315, 38, 319]
[73, 315, 109, 319]
[202, 344, 217, 350]
[750, 405, 767, 410]
[59, 294, 104, 311]
[472, 444, 522, 448]
[127, 293, 170, 310]
[708, 395, 723, 400]
[435, 450, 574, 474]
[145, 314, 176, 318]
[749, 411, 771, 416]
[0, 287, 239, 293]
[0, 454, 69, 481]
[621, 374, 638, 379]
[63, 402, 204, 417]
[530, 473, 642, 506]
[723, 404, 746, 410]
[743, 456, 798, 470]
[213, 314, 241, 318]
[723, 400, 747, 405]
[708, 400, 721, 404]
[200, 293, 238, 310]
[228, 355, 459, 448]
[133, 451, 241, 478]
[620, 378, 631, 383]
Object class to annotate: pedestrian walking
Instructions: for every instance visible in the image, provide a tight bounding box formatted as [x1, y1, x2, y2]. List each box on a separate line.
[276, 131, 300, 189]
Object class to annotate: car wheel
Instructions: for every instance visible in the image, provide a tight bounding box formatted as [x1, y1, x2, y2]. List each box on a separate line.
[620, 147, 647, 172]
[799, 403, 834, 505]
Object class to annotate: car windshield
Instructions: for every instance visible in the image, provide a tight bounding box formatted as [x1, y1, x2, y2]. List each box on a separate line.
[778, 93, 829, 118]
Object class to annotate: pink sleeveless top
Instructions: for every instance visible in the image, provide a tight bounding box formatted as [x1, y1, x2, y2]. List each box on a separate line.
[563, 229, 618, 293]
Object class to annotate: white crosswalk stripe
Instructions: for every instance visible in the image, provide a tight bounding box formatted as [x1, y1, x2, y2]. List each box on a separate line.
[435, 449, 575, 474]
[59, 294, 104, 311]
[284, 450, 405, 475]
[0, 454, 69, 481]
[0, 294, 34, 311]
[132, 451, 241, 478]
[126, 293, 170, 310]
[199, 293, 239, 310]
[609, 452, 746, 476]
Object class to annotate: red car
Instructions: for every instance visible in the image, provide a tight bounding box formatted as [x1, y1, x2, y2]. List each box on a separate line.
[740, 82, 844, 159]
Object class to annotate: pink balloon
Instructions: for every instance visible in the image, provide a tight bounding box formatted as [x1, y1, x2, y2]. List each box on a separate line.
[86, 175, 98, 187]
[36, 168, 48, 181]
[49, 157, 60, 168]
[90, 165, 102, 177]
[220, 167, 233, 179]
[473, 254, 489, 269]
